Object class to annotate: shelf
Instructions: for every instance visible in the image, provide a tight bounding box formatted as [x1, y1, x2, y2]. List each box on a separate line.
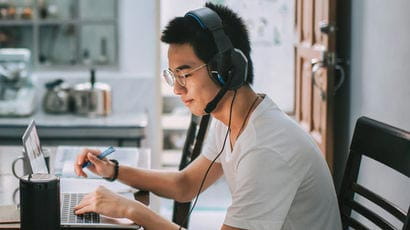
[0, 0, 118, 68]
[162, 114, 190, 131]
[38, 19, 117, 25]
[0, 17, 116, 26]
[161, 80, 176, 97]
[161, 149, 182, 167]
[160, 77, 190, 170]
[0, 20, 34, 25]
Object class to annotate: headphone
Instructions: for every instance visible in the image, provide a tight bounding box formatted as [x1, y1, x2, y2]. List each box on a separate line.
[185, 7, 248, 113]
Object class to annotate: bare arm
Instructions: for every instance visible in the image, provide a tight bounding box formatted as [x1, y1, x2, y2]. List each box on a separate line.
[123, 199, 181, 230]
[74, 149, 223, 202]
[117, 155, 224, 202]
[221, 225, 246, 230]
[74, 186, 181, 230]
[176, 155, 224, 201]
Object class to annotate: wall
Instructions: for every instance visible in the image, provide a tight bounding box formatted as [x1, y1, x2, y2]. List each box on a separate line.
[225, 0, 295, 112]
[349, 0, 410, 131]
[118, 0, 158, 76]
[336, 0, 410, 228]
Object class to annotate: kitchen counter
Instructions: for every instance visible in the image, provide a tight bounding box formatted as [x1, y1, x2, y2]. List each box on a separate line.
[0, 110, 147, 147]
[0, 76, 156, 147]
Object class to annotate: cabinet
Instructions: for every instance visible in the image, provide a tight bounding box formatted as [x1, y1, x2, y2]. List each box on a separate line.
[0, 0, 118, 68]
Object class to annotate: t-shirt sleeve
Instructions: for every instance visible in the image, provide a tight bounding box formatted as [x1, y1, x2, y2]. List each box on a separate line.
[201, 119, 222, 163]
[224, 148, 302, 230]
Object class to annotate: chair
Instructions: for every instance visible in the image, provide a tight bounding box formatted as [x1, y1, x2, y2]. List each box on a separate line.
[172, 114, 211, 228]
[338, 116, 410, 230]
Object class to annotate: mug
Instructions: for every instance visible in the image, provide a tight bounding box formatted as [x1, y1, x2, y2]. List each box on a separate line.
[11, 153, 31, 179]
[11, 148, 51, 179]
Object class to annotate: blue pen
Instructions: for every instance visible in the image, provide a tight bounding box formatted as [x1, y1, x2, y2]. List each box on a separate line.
[82, 146, 116, 168]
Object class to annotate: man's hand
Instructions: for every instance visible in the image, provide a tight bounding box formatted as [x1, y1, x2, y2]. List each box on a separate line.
[73, 186, 131, 218]
[74, 148, 115, 178]
[221, 224, 246, 230]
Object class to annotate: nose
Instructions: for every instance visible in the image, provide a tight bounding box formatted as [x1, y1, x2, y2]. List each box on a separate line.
[173, 81, 186, 95]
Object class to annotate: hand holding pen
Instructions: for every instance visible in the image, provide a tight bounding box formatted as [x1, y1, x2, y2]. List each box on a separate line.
[82, 146, 116, 168]
[74, 146, 116, 178]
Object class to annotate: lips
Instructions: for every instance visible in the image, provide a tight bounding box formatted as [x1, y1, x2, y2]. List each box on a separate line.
[183, 99, 193, 105]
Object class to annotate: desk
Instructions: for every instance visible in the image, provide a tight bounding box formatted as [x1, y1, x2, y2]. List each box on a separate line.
[0, 112, 147, 147]
[0, 145, 150, 229]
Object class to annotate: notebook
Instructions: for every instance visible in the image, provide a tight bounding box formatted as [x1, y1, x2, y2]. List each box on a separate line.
[22, 120, 140, 229]
[0, 205, 19, 224]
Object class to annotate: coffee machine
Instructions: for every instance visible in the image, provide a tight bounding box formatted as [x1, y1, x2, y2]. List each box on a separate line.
[0, 48, 36, 116]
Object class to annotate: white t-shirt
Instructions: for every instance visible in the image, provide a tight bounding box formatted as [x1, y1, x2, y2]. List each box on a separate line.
[202, 95, 342, 230]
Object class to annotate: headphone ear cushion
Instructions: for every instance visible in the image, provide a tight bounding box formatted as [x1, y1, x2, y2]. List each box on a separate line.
[208, 49, 248, 89]
[208, 56, 226, 87]
[228, 49, 248, 90]
[210, 69, 225, 86]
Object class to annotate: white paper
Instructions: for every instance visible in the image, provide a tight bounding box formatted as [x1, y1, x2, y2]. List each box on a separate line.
[54, 146, 139, 178]
[60, 178, 136, 193]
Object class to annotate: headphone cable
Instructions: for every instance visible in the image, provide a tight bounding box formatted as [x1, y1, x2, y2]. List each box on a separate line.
[179, 90, 237, 230]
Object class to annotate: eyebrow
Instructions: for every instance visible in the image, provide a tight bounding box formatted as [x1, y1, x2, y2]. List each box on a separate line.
[175, 64, 192, 71]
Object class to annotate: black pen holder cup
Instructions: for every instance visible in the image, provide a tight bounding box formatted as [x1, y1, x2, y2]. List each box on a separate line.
[20, 173, 60, 230]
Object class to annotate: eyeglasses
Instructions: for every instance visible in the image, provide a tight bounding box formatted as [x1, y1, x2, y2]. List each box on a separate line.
[163, 63, 207, 87]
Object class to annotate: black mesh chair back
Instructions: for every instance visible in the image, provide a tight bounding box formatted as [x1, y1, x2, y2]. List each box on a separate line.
[172, 114, 211, 228]
[339, 116, 410, 230]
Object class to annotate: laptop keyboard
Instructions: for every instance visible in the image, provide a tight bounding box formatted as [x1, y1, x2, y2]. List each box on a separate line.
[61, 193, 101, 224]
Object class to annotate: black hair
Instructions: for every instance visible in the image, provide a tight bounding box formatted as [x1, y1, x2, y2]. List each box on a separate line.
[161, 2, 254, 84]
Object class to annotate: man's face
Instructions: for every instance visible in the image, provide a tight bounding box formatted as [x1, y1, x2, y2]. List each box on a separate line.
[167, 43, 220, 116]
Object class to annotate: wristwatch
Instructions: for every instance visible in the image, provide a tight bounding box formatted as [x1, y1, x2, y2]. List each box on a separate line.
[104, 159, 119, 182]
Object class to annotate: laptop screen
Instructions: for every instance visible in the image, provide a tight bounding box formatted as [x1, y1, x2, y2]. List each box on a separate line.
[22, 120, 49, 174]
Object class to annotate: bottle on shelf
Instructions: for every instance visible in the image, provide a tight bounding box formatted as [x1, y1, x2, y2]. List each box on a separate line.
[96, 37, 108, 65]
[82, 49, 92, 66]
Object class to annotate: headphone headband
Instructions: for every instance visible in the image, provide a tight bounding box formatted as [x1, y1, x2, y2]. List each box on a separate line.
[185, 8, 233, 54]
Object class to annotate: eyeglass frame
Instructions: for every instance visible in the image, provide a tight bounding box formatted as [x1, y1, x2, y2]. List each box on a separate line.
[163, 63, 207, 87]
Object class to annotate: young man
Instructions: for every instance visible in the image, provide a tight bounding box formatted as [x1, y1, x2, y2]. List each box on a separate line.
[74, 3, 342, 230]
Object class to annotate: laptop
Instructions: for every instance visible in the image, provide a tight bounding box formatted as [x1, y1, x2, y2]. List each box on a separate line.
[22, 120, 140, 229]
